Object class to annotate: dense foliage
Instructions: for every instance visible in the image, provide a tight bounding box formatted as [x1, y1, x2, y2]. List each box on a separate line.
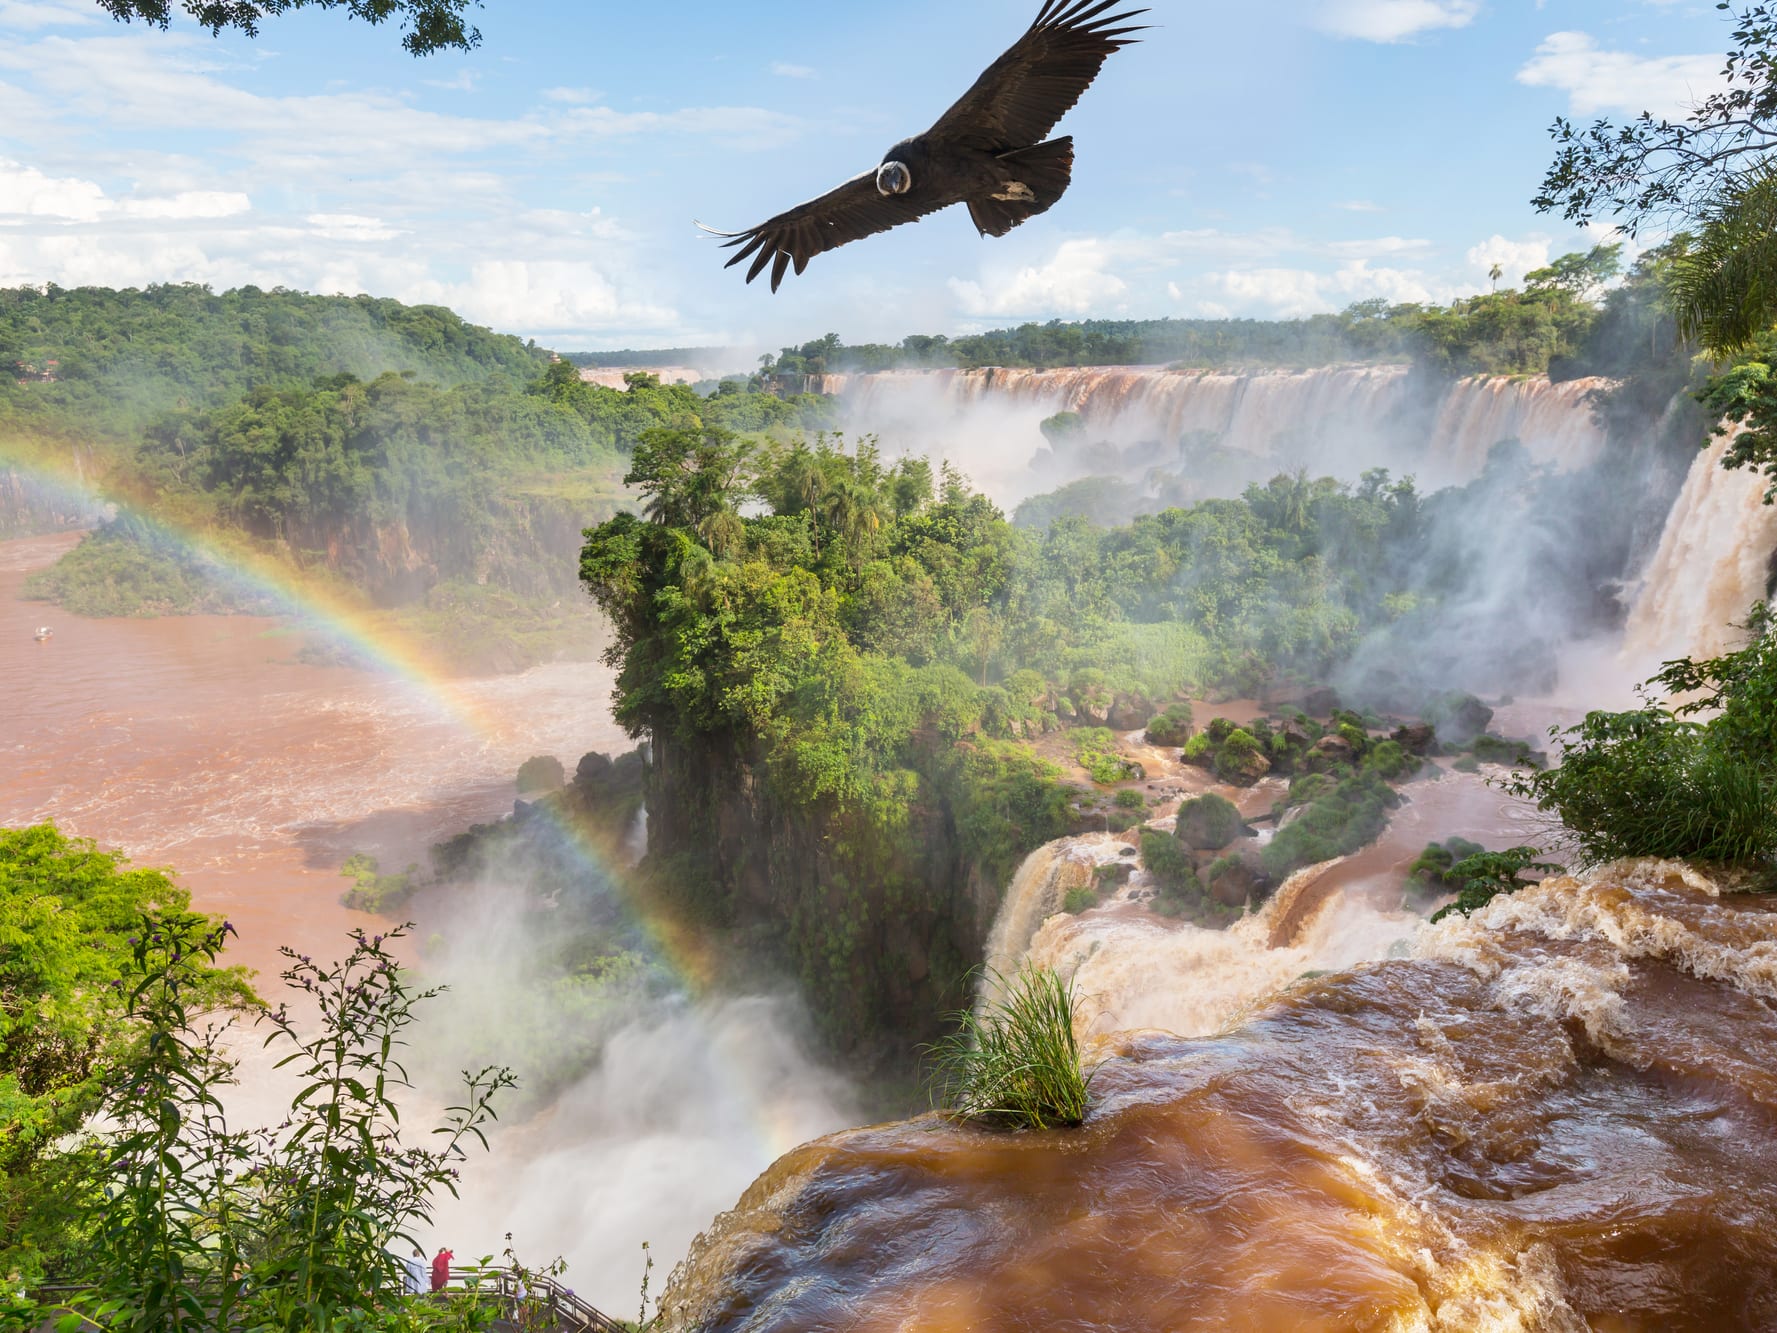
[1510, 605, 1777, 875]
[51, 918, 520, 1332]
[0, 285, 545, 443]
[0, 826, 247, 1287]
[4, 286, 832, 651]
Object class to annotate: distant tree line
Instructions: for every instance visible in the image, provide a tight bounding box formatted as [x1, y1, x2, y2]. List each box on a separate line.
[756, 246, 1631, 381]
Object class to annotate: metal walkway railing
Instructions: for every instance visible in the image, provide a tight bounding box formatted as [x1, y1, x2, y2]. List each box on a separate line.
[29, 1273, 632, 1333]
[442, 1267, 631, 1332]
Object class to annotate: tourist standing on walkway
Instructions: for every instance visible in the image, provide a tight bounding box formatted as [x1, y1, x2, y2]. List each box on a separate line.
[430, 1247, 454, 1293]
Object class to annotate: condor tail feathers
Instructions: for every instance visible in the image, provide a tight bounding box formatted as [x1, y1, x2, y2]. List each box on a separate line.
[968, 137, 1075, 238]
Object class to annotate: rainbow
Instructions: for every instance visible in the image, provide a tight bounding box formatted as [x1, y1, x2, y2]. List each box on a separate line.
[3, 440, 817, 1161]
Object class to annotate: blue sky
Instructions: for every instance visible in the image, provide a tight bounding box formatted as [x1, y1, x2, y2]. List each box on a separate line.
[0, 0, 1743, 354]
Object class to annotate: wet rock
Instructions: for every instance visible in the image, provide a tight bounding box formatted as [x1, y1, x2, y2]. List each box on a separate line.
[1306, 735, 1355, 773]
[1205, 837, 1271, 907]
[1392, 723, 1437, 755]
[1425, 693, 1494, 747]
[1303, 687, 1342, 719]
[1109, 693, 1153, 732]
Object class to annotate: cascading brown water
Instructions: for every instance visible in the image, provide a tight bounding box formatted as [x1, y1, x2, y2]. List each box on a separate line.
[1625, 426, 1777, 664]
[661, 860, 1777, 1331]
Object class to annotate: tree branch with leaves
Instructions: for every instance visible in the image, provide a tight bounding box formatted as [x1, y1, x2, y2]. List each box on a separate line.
[92, 0, 482, 55]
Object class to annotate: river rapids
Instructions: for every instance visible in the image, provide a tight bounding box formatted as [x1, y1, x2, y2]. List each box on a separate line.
[661, 859, 1777, 1330]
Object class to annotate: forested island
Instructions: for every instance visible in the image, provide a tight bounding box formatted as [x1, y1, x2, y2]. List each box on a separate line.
[1, 286, 833, 668]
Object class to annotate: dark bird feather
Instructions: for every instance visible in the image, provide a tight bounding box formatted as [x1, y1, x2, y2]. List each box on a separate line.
[703, 0, 1146, 292]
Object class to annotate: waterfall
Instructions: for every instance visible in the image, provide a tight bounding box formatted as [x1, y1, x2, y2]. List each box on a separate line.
[829, 366, 1613, 505]
[978, 835, 1122, 1010]
[623, 804, 649, 867]
[978, 833, 1421, 1041]
[1625, 427, 1777, 664]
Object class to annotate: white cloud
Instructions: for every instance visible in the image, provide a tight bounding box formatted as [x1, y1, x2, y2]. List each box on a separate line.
[949, 238, 1130, 317]
[415, 260, 679, 339]
[0, 160, 246, 224]
[1213, 267, 1330, 317]
[0, 160, 109, 222]
[1205, 260, 1440, 317]
[770, 62, 816, 79]
[1317, 0, 1480, 43]
[120, 191, 250, 220]
[306, 213, 404, 242]
[1517, 32, 1725, 117]
[423, 70, 479, 93]
[1336, 200, 1384, 213]
[1466, 233, 1551, 287]
[0, 0, 94, 30]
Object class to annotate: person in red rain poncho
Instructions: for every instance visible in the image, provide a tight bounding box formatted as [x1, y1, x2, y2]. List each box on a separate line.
[430, 1248, 453, 1293]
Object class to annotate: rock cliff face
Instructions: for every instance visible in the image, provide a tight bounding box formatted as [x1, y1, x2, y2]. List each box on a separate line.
[279, 490, 598, 607]
[0, 462, 107, 538]
[648, 732, 1004, 1062]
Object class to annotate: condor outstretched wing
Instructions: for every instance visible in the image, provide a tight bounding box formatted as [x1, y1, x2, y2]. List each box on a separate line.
[931, 0, 1147, 153]
[703, 171, 956, 293]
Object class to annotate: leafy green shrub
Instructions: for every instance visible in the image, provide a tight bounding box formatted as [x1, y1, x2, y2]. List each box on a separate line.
[1453, 755, 1481, 774]
[1114, 788, 1147, 811]
[1205, 717, 1237, 744]
[1176, 792, 1246, 850]
[1408, 837, 1487, 889]
[1081, 751, 1141, 786]
[63, 918, 516, 1332]
[1363, 739, 1416, 781]
[927, 967, 1094, 1129]
[1472, 734, 1543, 768]
[1144, 703, 1195, 747]
[1263, 772, 1399, 880]
[1063, 886, 1096, 914]
[1431, 848, 1563, 922]
[1509, 612, 1777, 872]
[1140, 829, 1199, 897]
[338, 854, 419, 914]
[1181, 734, 1213, 764]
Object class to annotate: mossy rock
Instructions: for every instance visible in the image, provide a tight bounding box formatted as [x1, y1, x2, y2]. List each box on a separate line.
[1175, 792, 1249, 851]
[1145, 703, 1196, 748]
[1214, 729, 1271, 786]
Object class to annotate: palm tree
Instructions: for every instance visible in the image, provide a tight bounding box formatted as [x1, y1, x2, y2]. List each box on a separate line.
[1670, 169, 1777, 356]
[697, 509, 746, 560]
[1489, 263, 1503, 293]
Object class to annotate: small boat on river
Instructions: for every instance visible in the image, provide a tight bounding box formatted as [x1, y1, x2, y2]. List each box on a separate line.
[33, 626, 52, 642]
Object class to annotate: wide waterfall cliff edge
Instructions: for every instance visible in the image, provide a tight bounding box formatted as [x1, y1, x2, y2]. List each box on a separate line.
[660, 860, 1777, 1332]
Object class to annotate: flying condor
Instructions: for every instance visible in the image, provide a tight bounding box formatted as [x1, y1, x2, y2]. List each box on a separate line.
[703, 0, 1147, 292]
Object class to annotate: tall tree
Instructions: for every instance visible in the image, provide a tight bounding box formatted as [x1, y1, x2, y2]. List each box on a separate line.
[1534, 4, 1777, 355]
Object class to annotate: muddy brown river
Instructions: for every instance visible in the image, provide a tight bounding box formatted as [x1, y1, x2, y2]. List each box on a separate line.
[1, 532, 627, 975]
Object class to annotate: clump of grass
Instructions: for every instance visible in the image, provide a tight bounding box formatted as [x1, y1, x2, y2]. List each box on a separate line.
[927, 967, 1095, 1130]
